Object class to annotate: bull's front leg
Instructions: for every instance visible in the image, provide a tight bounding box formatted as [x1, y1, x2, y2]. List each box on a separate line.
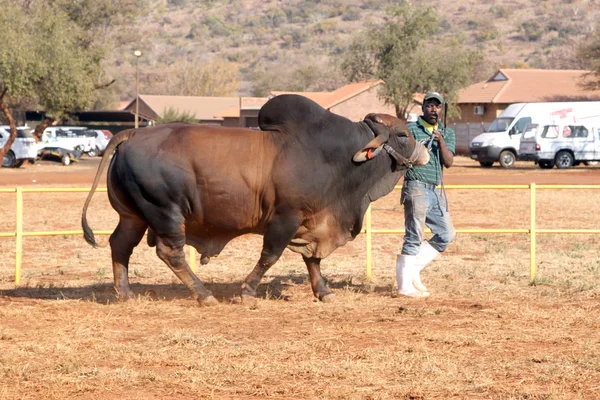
[155, 235, 218, 306]
[303, 256, 335, 302]
[241, 214, 300, 301]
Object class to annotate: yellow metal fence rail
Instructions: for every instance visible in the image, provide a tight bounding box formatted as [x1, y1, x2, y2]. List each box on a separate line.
[2, 185, 600, 285]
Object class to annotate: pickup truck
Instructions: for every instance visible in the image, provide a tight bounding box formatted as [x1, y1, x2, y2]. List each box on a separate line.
[519, 122, 600, 169]
[40, 128, 96, 154]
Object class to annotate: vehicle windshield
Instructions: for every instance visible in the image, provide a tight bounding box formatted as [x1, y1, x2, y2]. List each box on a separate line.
[487, 117, 514, 133]
[16, 128, 34, 138]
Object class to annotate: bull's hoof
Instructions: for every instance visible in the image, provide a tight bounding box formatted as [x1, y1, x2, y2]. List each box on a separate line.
[240, 283, 256, 299]
[319, 292, 336, 303]
[198, 295, 219, 307]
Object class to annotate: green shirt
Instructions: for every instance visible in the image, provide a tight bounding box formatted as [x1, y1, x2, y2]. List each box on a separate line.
[403, 116, 455, 186]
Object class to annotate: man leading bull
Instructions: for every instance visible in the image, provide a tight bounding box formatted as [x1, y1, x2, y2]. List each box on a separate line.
[396, 92, 456, 298]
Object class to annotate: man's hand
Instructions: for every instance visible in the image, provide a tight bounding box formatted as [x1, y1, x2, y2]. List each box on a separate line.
[432, 129, 454, 168]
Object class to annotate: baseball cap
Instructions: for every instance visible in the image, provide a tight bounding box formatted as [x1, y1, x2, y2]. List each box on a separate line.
[423, 91, 444, 104]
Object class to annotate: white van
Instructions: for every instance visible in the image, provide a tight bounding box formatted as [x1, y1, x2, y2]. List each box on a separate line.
[519, 120, 600, 169]
[469, 102, 600, 168]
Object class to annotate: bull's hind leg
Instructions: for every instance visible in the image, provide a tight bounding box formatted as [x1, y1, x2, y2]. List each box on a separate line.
[303, 257, 335, 302]
[109, 217, 147, 300]
[241, 215, 300, 300]
[155, 235, 218, 306]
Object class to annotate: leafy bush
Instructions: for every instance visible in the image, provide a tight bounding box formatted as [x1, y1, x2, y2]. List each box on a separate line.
[261, 8, 287, 28]
[280, 28, 308, 48]
[341, 8, 361, 21]
[490, 6, 512, 19]
[466, 19, 479, 29]
[167, 0, 188, 7]
[202, 15, 231, 37]
[476, 26, 499, 42]
[156, 107, 197, 124]
[520, 21, 544, 42]
[313, 19, 338, 35]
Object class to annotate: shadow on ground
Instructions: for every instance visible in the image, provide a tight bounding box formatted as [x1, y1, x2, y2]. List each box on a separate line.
[0, 275, 393, 304]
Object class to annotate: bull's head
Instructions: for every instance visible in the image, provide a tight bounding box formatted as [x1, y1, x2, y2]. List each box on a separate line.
[353, 113, 430, 170]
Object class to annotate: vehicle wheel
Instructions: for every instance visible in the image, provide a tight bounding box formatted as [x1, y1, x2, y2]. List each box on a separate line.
[74, 145, 84, 152]
[584, 161, 599, 166]
[62, 154, 71, 166]
[499, 150, 516, 168]
[87, 146, 99, 157]
[2, 150, 17, 168]
[555, 151, 574, 169]
[479, 161, 494, 168]
[538, 160, 554, 169]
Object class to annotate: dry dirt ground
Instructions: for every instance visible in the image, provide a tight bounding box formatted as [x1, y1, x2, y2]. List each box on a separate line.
[1, 156, 599, 399]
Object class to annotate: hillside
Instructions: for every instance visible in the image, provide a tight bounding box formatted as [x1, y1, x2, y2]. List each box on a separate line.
[103, 0, 600, 105]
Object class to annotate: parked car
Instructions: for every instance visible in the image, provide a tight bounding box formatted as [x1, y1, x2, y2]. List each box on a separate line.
[41, 127, 96, 154]
[0, 126, 38, 168]
[84, 129, 113, 157]
[519, 121, 600, 169]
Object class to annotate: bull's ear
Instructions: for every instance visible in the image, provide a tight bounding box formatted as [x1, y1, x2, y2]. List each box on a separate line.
[353, 119, 390, 162]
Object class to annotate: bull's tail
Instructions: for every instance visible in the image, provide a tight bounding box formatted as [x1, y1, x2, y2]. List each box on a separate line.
[81, 128, 139, 247]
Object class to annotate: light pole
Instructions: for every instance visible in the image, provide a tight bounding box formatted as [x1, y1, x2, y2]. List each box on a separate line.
[134, 50, 142, 128]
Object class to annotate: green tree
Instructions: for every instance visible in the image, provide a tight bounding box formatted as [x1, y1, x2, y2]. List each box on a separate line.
[0, 1, 99, 158]
[339, 1, 479, 120]
[249, 57, 346, 96]
[156, 107, 197, 124]
[160, 58, 241, 97]
[50, 0, 151, 111]
[578, 22, 600, 91]
[0, 0, 150, 162]
[0, 2, 37, 157]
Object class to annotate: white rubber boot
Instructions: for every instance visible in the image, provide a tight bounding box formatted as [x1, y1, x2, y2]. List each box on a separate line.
[413, 241, 439, 292]
[396, 254, 430, 298]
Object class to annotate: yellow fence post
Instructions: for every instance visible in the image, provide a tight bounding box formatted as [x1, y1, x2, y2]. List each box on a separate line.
[15, 187, 23, 285]
[530, 183, 536, 282]
[366, 205, 372, 281]
[189, 246, 196, 273]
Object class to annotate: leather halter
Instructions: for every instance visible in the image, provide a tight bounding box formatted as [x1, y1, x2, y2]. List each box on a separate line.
[383, 141, 424, 169]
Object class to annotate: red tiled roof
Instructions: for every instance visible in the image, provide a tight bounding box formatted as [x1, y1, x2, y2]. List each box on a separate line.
[459, 69, 600, 103]
[269, 81, 383, 109]
[128, 95, 239, 120]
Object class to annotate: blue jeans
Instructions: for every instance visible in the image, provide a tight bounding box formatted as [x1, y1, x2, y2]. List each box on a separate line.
[401, 180, 456, 255]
